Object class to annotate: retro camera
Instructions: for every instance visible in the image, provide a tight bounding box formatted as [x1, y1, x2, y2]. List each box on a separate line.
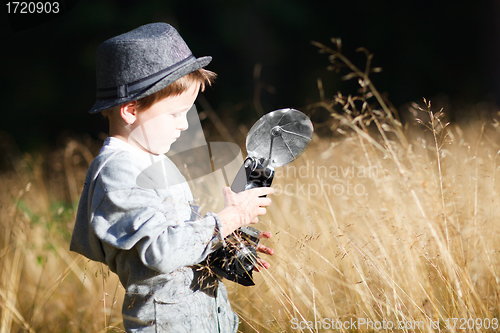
[209, 108, 313, 286]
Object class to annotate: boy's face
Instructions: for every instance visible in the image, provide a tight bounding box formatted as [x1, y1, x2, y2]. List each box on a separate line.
[129, 83, 200, 155]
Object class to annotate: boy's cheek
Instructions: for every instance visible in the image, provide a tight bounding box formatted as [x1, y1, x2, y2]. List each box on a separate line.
[130, 125, 151, 150]
[130, 115, 173, 153]
[129, 129, 173, 154]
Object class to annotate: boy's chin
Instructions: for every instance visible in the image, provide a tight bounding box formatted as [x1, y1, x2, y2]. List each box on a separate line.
[150, 144, 172, 155]
[132, 140, 173, 155]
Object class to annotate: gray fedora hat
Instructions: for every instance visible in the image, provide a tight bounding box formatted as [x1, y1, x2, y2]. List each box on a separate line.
[89, 22, 211, 114]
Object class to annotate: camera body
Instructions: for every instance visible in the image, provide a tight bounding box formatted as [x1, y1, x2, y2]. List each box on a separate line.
[209, 225, 262, 286]
[238, 156, 275, 191]
[208, 156, 274, 286]
[208, 108, 313, 286]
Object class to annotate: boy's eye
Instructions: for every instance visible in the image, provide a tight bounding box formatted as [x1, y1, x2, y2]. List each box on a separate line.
[173, 110, 188, 118]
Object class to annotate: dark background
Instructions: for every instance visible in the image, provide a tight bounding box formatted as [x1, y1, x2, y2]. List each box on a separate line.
[2, 0, 500, 151]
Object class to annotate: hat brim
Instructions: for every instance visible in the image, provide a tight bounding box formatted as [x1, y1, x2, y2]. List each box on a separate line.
[89, 55, 212, 114]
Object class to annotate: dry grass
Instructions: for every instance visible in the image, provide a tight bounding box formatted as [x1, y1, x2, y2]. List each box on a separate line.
[2, 40, 500, 332]
[0, 136, 125, 333]
[224, 118, 500, 332]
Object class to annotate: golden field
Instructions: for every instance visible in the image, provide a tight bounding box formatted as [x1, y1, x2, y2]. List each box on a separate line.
[2, 43, 500, 332]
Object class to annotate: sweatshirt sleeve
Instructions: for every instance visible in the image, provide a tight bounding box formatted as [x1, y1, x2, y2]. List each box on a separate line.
[90, 151, 224, 275]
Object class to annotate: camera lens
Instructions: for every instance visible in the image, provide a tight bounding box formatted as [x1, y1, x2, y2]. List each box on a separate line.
[236, 245, 258, 273]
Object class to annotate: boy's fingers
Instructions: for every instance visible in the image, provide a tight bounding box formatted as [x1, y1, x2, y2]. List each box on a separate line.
[256, 197, 272, 206]
[259, 231, 272, 239]
[257, 244, 274, 255]
[247, 186, 274, 196]
[254, 258, 270, 272]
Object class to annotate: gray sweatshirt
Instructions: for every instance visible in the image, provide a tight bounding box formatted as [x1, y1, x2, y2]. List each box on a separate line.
[70, 137, 238, 332]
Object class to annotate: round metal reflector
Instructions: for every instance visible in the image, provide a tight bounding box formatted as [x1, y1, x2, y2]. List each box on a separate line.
[246, 108, 313, 167]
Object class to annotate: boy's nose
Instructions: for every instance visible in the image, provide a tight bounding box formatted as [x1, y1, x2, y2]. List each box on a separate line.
[177, 113, 189, 131]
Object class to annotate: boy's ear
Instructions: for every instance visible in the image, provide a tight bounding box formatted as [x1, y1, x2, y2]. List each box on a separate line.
[120, 101, 138, 124]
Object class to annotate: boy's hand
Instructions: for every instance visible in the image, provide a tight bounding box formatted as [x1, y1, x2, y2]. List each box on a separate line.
[217, 187, 273, 238]
[222, 186, 273, 208]
[254, 231, 274, 272]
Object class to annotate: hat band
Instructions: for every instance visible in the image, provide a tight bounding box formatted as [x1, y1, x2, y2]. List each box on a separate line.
[96, 54, 196, 100]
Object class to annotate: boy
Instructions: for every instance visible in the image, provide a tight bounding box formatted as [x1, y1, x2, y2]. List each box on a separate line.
[70, 22, 274, 332]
